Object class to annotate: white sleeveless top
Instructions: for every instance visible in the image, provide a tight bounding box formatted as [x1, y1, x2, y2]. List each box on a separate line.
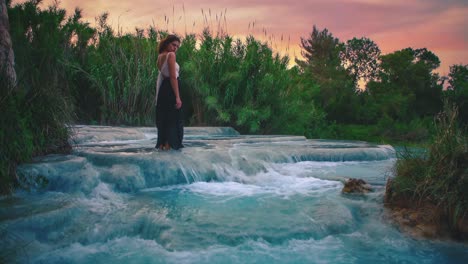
[155, 54, 179, 105]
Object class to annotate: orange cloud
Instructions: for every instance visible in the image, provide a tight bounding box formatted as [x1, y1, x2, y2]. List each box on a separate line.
[10, 0, 468, 75]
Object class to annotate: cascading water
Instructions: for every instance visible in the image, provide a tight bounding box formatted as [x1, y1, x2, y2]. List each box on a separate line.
[1, 125, 467, 263]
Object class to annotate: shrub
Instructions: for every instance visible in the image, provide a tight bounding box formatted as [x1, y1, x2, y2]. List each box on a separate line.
[389, 102, 467, 235]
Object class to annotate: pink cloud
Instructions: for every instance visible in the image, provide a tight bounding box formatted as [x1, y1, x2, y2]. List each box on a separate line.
[10, 0, 468, 75]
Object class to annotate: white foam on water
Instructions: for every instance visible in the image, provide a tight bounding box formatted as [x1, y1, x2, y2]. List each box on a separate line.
[143, 132, 157, 139]
[139, 159, 347, 195]
[266, 160, 342, 179]
[80, 139, 143, 146]
[16, 156, 101, 194]
[78, 183, 128, 214]
[185, 181, 270, 197]
[100, 164, 146, 192]
[29, 235, 351, 264]
[29, 227, 459, 264]
[272, 159, 396, 184]
[33, 236, 227, 264]
[143, 162, 343, 199]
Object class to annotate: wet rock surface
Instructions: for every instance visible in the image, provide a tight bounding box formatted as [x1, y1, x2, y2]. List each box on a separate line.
[341, 178, 372, 194]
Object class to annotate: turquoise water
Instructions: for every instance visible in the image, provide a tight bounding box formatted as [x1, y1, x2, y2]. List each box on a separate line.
[1, 126, 467, 263]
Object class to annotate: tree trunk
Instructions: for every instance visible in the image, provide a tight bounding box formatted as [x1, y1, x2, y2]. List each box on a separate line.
[0, 0, 16, 90]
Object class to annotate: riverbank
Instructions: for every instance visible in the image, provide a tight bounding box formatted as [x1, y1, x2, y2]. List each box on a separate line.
[383, 105, 467, 242]
[385, 179, 468, 241]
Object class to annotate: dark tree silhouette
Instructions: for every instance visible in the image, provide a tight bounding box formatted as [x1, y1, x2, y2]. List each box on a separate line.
[0, 0, 16, 90]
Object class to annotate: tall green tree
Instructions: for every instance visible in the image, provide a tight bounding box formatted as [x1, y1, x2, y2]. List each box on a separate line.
[297, 25, 356, 123]
[340, 37, 381, 87]
[367, 48, 443, 121]
[445, 64, 468, 124]
[296, 25, 343, 82]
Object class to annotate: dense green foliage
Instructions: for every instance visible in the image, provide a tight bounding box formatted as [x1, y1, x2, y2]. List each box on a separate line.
[445, 64, 468, 125]
[297, 26, 356, 124]
[1, 1, 467, 193]
[85, 14, 161, 125]
[180, 30, 325, 135]
[390, 103, 467, 236]
[1, 0, 81, 193]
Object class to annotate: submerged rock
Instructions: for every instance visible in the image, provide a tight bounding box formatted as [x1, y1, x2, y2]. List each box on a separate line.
[341, 178, 372, 194]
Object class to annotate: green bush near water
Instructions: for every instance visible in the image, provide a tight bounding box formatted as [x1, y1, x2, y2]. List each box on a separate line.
[180, 30, 327, 135]
[390, 103, 468, 236]
[1, 0, 77, 193]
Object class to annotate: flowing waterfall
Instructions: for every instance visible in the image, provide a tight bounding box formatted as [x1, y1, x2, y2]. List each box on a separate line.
[2, 126, 467, 264]
[16, 126, 395, 193]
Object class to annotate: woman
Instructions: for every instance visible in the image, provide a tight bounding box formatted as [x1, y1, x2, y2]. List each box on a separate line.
[155, 35, 183, 150]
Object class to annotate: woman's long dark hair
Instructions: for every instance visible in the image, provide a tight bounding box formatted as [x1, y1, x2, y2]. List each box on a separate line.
[158, 34, 181, 54]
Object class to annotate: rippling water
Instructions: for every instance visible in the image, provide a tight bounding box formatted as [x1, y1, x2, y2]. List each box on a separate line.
[1, 126, 467, 263]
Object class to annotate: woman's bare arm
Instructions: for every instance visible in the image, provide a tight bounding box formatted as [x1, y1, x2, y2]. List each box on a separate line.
[167, 52, 182, 109]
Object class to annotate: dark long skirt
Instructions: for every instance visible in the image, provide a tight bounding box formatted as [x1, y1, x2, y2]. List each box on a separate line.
[155, 78, 184, 150]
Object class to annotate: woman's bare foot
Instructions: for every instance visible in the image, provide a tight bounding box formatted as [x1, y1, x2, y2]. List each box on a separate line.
[164, 143, 171, 150]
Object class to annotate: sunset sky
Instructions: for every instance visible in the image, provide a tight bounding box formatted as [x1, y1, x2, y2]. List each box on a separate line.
[13, 0, 468, 76]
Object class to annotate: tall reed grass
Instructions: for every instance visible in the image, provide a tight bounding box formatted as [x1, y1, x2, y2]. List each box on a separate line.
[389, 102, 467, 236]
[87, 14, 162, 125]
[178, 29, 326, 135]
[84, 19, 326, 135]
